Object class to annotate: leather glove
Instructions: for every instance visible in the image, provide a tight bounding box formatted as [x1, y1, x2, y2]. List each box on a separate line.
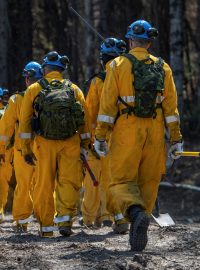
[94, 139, 108, 157]
[168, 140, 183, 159]
[80, 147, 88, 160]
[24, 152, 37, 166]
[0, 154, 5, 164]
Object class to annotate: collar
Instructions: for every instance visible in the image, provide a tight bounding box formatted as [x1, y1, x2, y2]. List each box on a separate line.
[129, 47, 150, 60]
[45, 71, 63, 80]
[129, 47, 149, 53]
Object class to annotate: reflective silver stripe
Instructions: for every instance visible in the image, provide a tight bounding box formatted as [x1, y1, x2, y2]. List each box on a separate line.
[18, 216, 33, 224]
[114, 213, 124, 221]
[118, 95, 165, 104]
[156, 96, 165, 103]
[165, 115, 180, 124]
[80, 133, 91, 140]
[118, 96, 135, 104]
[97, 115, 115, 124]
[54, 215, 71, 223]
[0, 135, 9, 142]
[10, 95, 17, 103]
[41, 226, 58, 232]
[19, 133, 32, 139]
[0, 214, 3, 220]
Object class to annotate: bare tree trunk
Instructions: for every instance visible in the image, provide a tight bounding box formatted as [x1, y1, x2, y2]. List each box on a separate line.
[83, 0, 95, 81]
[0, 1, 9, 87]
[169, 0, 184, 115]
[197, 1, 200, 106]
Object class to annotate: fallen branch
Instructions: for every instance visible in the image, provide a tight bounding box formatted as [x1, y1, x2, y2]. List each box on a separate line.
[160, 182, 200, 192]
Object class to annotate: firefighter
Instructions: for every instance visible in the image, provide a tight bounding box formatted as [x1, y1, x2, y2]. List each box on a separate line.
[0, 62, 42, 231]
[94, 20, 183, 251]
[81, 38, 129, 233]
[19, 51, 90, 237]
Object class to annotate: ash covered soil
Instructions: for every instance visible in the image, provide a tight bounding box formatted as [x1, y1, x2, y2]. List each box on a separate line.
[0, 143, 200, 270]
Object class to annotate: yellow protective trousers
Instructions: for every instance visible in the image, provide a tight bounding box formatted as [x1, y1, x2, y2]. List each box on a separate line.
[109, 110, 166, 216]
[100, 155, 122, 222]
[0, 148, 13, 215]
[12, 148, 34, 223]
[81, 151, 113, 225]
[33, 134, 82, 231]
[81, 151, 101, 225]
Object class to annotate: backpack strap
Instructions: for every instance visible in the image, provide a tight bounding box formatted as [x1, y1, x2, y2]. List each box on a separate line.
[85, 70, 106, 84]
[123, 53, 154, 74]
[96, 71, 106, 82]
[38, 78, 50, 89]
[17, 91, 25, 97]
[63, 79, 73, 88]
[157, 57, 164, 67]
[32, 79, 49, 109]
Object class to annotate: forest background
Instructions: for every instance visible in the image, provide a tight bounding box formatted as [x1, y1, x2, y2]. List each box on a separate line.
[0, 0, 199, 138]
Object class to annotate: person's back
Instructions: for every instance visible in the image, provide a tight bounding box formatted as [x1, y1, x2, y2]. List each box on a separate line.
[95, 20, 183, 251]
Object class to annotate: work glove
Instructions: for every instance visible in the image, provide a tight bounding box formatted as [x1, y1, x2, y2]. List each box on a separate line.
[90, 144, 100, 159]
[0, 154, 5, 164]
[80, 147, 88, 160]
[24, 152, 37, 166]
[94, 138, 108, 157]
[168, 140, 183, 160]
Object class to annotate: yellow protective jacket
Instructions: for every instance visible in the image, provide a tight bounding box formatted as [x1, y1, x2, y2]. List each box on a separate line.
[95, 47, 182, 142]
[19, 71, 90, 155]
[0, 93, 23, 154]
[86, 62, 111, 139]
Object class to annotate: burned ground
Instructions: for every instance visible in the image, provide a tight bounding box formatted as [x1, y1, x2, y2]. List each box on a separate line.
[0, 142, 200, 270]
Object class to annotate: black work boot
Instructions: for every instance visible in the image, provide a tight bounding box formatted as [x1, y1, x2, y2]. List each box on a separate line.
[128, 205, 150, 251]
[102, 220, 113, 227]
[59, 226, 73, 237]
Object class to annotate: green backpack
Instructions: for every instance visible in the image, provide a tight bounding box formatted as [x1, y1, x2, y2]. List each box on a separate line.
[119, 53, 165, 118]
[32, 79, 85, 140]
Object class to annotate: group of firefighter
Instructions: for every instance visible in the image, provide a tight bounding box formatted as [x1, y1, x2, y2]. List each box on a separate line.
[0, 19, 183, 252]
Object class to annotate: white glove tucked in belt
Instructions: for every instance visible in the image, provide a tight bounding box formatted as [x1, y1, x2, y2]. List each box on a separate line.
[94, 139, 108, 157]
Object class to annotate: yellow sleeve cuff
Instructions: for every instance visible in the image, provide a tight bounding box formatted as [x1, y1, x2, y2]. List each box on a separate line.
[167, 122, 182, 142]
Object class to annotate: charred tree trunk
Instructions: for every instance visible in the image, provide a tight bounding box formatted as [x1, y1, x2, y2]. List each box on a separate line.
[0, 1, 10, 87]
[196, 1, 200, 106]
[169, 0, 184, 115]
[8, 0, 33, 91]
[83, 0, 95, 82]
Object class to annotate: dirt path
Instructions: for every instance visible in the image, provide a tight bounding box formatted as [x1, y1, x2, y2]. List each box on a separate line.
[1, 187, 200, 270]
[1, 142, 200, 269]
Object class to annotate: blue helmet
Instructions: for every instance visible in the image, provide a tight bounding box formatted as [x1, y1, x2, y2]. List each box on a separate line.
[100, 38, 126, 56]
[23, 61, 42, 79]
[125, 20, 158, 40]
[3, 89, 9, 96]
[42, 51, 69, 69]
[0, 88, 3, 97]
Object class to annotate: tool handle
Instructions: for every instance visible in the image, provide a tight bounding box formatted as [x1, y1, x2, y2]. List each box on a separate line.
[175, 151, 200, 157]
[81, 155, 99, 186]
